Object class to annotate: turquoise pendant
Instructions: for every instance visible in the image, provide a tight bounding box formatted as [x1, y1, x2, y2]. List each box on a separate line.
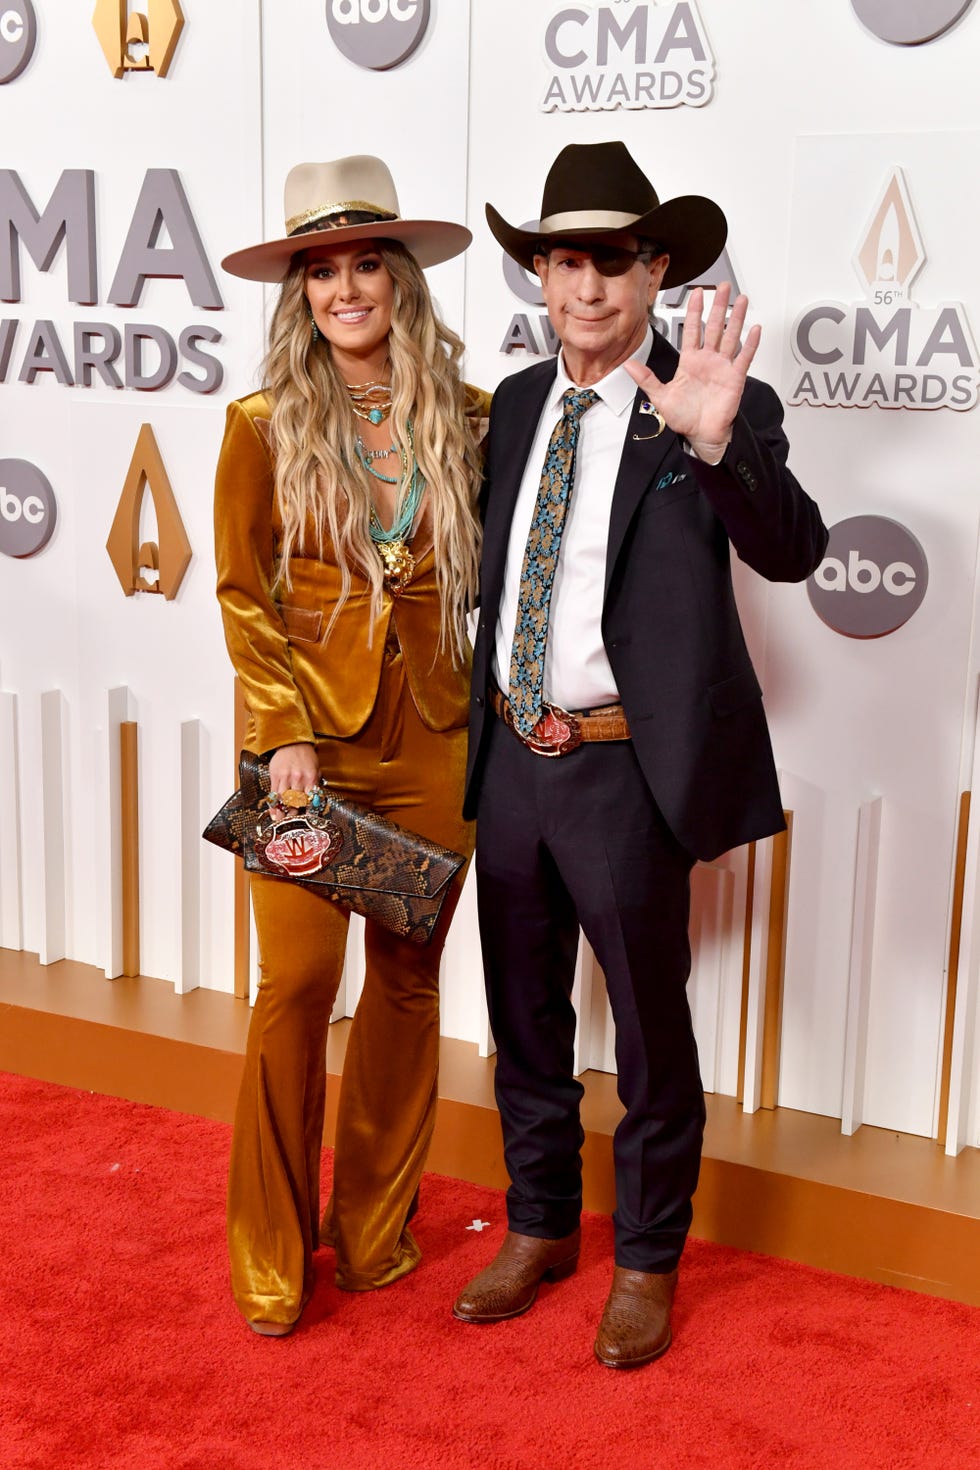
[369, 408, 384, 425]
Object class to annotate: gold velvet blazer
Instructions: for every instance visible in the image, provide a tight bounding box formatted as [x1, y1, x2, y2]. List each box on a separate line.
[214, 387, 489, 756]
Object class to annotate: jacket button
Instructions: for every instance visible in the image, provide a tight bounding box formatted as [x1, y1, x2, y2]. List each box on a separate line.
[476, 695, 485, 708]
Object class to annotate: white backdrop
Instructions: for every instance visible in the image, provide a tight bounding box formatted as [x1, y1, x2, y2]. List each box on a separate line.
[3, 0, 980, 1150]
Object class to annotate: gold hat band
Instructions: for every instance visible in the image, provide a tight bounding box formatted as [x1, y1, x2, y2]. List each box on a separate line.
[286, 200, 399, 236]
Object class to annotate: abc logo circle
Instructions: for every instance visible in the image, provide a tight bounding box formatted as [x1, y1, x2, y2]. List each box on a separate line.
[0, 460, 57, 558]
[851, 0, 973, 44]
[808, 515, 927, 639]
[0, 0, 37, 83]
[325, 0, 430, 71]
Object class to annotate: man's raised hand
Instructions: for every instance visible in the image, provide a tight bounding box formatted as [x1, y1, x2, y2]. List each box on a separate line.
[624, 283, 761, 462]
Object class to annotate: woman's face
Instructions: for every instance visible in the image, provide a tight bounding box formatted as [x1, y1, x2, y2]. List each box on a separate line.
[303, 240, 394, 374]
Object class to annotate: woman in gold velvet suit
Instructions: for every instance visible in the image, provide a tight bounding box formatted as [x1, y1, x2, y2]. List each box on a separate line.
[215, 156, 486, 1336]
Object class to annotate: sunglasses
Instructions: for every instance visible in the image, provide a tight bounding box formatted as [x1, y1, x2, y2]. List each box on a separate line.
[545, 243, 660, 277]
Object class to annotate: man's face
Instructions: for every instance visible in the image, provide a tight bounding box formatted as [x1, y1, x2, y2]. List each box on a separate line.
[534, 238, 670, 373]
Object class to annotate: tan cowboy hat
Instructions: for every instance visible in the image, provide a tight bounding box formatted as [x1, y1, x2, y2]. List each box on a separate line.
[222, 155, 472, 282]
[486, 141, 727, 290]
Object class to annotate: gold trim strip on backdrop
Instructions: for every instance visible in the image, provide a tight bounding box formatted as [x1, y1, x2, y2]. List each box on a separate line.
[286, 201, 398, 236]
[938, 790, 971, 1144]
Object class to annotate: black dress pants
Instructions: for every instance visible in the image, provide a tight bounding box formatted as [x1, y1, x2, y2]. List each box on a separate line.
[475, 713, 705, 1273]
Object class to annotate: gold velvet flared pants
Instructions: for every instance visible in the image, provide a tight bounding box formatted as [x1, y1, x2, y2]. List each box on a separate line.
[226, 641, 473, 1329]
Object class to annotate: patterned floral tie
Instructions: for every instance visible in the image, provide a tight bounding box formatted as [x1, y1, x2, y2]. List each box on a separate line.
[508, 387, 599, 736]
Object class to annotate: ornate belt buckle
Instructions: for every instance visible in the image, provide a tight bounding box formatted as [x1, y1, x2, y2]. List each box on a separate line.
[524, 704, 583, 757]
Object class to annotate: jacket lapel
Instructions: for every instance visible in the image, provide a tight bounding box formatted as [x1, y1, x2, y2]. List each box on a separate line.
[604, 332, 680, 600]
[481, 363, 556, 616]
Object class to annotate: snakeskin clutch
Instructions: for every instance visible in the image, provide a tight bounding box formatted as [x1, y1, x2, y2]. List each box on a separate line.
[203, 751, 465, 945]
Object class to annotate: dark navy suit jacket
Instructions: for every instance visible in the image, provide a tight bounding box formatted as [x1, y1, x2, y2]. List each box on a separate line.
[464, 331, 829, 861]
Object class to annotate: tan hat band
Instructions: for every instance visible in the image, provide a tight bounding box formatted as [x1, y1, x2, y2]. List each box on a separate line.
[286, 200, 399, 237]
[538, 208, 645, 234]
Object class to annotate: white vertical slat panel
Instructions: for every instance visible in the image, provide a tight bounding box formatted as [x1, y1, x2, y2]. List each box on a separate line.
[585, 951, 617, 1075]
[329, 957, 348, 1025]
[840, 797, 884, 1136]
[176, 719, 202, 995]
[439, 868, 492, 1052]
[571, 934, 596, 1077]
[38, 690, 67, 966]
[689, 863, 736, 1095]
[248, 891, 260, 1008]
[0, 689, 23, 951]
[945, 680, 980, 1155]
[475, 980, 496, 1060]
[332, 915, 367, 1021]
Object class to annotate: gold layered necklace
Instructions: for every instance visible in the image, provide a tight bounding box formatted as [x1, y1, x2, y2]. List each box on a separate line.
[345, 377, 392, 425]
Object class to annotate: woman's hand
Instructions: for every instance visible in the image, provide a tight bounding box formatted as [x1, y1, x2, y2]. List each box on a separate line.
[268, 743, 320, 795]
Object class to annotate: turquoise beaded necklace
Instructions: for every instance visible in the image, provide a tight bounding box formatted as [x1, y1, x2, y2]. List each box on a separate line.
[355, 421, 426, 594]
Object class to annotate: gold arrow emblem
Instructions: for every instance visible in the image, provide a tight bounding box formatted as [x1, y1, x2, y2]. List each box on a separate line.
[106, 423, 191, 600]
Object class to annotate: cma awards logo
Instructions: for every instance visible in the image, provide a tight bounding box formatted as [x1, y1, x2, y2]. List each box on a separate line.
[808, 517, 928, 639]
[789, 169, 980, 412]
[541, 0, 714, 113]
[851, 0, 974, 44]
[499, 236, 742, 358]
[0, 168, 224, 395]
[0, 1, 36, 84]
[92, 0, 184, 78]
[325, 0, 430, 71]
[106, 424, 191, 598]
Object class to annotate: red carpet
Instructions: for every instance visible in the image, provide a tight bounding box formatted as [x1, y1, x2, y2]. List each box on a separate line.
[2, 1071, 979, 1470]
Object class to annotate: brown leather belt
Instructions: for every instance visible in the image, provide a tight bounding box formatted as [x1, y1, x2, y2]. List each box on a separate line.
[490, 686, 631, 757]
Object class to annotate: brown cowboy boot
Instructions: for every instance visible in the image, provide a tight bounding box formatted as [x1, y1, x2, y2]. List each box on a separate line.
[453, 1228, 581, 1323]
[593, 1266, 678, 1367]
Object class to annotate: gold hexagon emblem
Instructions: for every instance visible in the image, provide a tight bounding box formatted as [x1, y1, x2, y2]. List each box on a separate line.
[92, 0, 184, 78]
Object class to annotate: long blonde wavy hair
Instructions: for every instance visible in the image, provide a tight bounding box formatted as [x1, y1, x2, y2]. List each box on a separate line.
[264, 241, 481, 661]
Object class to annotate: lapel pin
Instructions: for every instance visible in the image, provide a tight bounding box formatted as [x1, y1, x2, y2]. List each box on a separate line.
[633, 401, 666, 441]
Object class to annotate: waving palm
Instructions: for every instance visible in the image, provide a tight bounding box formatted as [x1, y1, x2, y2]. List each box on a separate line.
[625, 283, 761, 457]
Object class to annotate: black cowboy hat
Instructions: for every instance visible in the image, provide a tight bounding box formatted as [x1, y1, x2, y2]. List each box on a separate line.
[486, 141, 727, 290]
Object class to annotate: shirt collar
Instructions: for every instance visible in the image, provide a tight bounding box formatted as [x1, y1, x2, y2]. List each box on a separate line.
[551, 325, 654, 419]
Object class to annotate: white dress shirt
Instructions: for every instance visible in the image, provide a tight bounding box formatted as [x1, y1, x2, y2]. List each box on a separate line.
[493, 327, 654, 713]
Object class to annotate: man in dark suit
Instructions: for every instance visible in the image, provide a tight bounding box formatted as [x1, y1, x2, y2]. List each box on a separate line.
[452, 142, 827, 1367]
